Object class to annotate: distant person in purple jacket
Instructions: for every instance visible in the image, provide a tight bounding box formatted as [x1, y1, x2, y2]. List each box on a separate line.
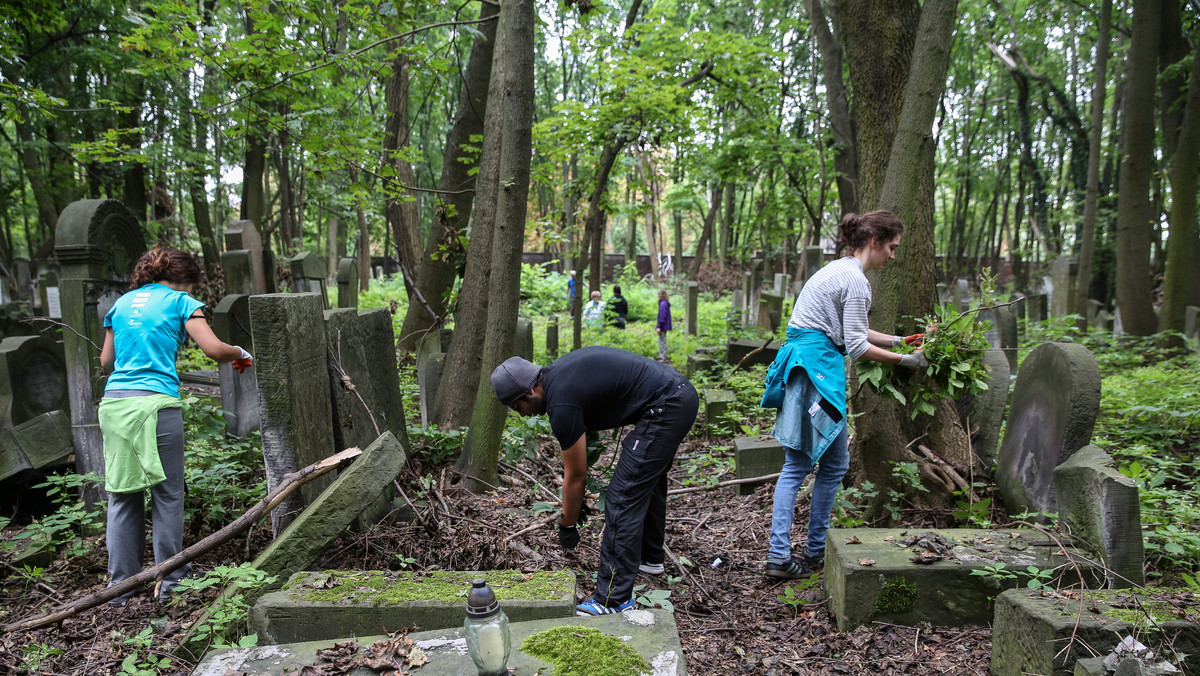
[656, 289, 672, 361]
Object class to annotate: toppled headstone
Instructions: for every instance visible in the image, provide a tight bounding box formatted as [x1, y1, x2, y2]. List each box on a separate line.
[0, 334, 68, 431]
[195, 608, 686, 676]
[955, 348, 1010, 474]
[725, 338, 778, 367]
[733, 436, 783, 495]
[991, 588, 1199, 676]
[251, 293, 336, 533]
[0, 410, 73, 481]
[996, 342, 1100, 517]
[1054, 445, 1144, 587]
[686, 349, 718, 379]
[251, 569, 575, 644]
[825, 528, 1087, 631]
[212, 294, 260, 437]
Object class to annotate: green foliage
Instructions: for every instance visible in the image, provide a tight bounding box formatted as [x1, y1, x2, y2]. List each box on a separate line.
[172, 564, 276, 650]
[519, 263, 571, 315]
[176, 345, 217, 373]
[679, 449, 733, 488]
[632, 584, 674, 611]
[6, 472, 104, 559]
[20, 642, 63, 672]
[969, 562, 1054, 590]
[951, 484, 994, 529]
[359, 274, 411, 339]
[406, 425, 467, 465]
[181, 397, 266, 531]
[777, 575, 820, 614]
[832, 481, 879, 528]
[113, 626, 173, 675]
[521, 626, 651, 676]
[882, 461, 929, 521]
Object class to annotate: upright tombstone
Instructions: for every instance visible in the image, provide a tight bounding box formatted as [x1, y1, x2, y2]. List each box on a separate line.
[416, 329, 454, 427]
[741, 272, 753, 323]
[250, 293, 336, 534]
[221, 249, 257, 296]
[37, 269, 62, 319]
[514, 317, 534, 362]
[954, 279, 970, 312]
[1025, 293, 1048, 324]
[1048, 256, 1077, 317]
[212, 294, 260, 437]
[954, 348, 1011, 474]
[757, 291, 783, 335]
[336, 258, 359, 309]
[324, 307, 409, 454]
[546, 317, 559, 361]
[1183, 306, 1199, 342]
[225, 220, 270, 295]
[1085, 299, 1105, 330]
[685, 282, 699, 336]
[980, 306, 1019, 371]
[731, 290, 744, 325]
[0, 334, 68, 431]
[995, 342, 1101, 517]
[289, 252, 329, 309]
[53, 199, 146, 502]
[801, 246, 823, 283]
[10, 259, 32, 302]
[1054, 445, 1145, 587]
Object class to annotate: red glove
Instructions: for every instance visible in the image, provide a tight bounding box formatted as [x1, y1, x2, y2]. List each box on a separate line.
[903, 333, 925, 346]
[232, 357, 253, 374]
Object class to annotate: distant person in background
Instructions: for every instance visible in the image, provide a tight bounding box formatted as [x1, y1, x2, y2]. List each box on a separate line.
[656, 289, 672, 361]
[567, 270, 577, 315]
[582, 290, 606, 328]
[99, 246, 253, 605]
[608, 285, 628, 329]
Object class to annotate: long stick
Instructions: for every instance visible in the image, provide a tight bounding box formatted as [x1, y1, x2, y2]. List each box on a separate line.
[667, 472, 781, 496]
[2, 447, 362, 634]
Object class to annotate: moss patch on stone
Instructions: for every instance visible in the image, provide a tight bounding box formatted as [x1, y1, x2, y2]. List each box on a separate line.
[521, 626, 651, 676]
[1048, 589, 1199, 627]
[283, 569, 573, 605]
[873, 576, 919, 615]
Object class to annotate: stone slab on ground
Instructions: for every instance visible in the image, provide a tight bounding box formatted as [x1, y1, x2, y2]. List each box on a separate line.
[725, 338, 778, 368]
[1054, 445, 1144, 587]
[990, 588, 1200, 676]
[732, 436, 783, 496]
[196, 607, 688, 676]
[825, 527, 1082, 631]
[251, 569, 576, 644]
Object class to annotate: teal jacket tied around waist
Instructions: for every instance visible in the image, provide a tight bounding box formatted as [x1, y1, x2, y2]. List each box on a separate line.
[760, 327, 847, 463]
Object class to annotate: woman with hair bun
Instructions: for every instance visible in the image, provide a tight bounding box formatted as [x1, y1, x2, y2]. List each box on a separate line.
[760, 210, 928, 579]
[98, 245, 252, 605]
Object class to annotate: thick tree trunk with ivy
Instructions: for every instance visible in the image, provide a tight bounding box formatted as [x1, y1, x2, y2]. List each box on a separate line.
[456, 0, 535, 491]
[839, 0, 965, 518]
[1114, 0, 1161, 337]
[396, 2, 499, 352]
[1159, 36, 1200, 344]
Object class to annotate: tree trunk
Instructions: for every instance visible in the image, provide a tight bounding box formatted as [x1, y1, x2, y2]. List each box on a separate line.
[1159, 35, 1200, 343]
[809, 0, 859, 215]
[840, 0, 963, 517]
[382, 42, 422, 280]
[1114, 0, 1161, 337]
[582, 140, 628, 293]
[1074, 0, 1112, 328]
[687, 183, 728, 279]
[13, 119, 60, 244]
[456, 0, 535, 490]
[121, 76, 149, 223]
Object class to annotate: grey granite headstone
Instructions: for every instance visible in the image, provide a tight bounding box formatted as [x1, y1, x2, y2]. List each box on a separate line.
[0, 334, 68, 431]
[37, 268, 61, 319]
[685, 281, 699, 335]
[225, 220, 269, 295]
[1049, 257, 1077, 317]
[954, 279, 970, 312]
[996, 342, 1101, 517]
[1085, 299, 1104, 329]
[757, 291, 783, 335]
[416, 329, 454, 427]
[955, 348, 1011, 474]
[801, 246, 823, 283]
[221, 249, 257, 297]
[1025, 293, 1048, 324]
[335, 258, 359, 309]
[289, 252, 328, 309]
[1054, 444, 1144, 587]
[53, 199, 146, 503]
[11, 259, 31, 301]
[514, 316, 534, 362]
[741, 273, 752, 323]
[373, 266, 383, 279]
[703, 389, 736, 437]
[250, 293, 336, 534]
[733, 436, 784, 495]
[213, 294, 260, 437]
[1184, 305, 1199, 342]
[979, 307, 1018, 371]
[725, 338, 778, 367]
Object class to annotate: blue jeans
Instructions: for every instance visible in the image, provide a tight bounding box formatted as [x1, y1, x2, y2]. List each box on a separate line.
[767, 425, 849, 562]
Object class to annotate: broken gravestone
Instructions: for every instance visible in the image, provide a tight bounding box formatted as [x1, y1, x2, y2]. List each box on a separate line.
[995, 342, 1100, 517]
[954, 348, 1010, 474]
[1054, 444, 1144, 587]
[212, 294, 260, 437]
[0, 410, 74, 482]
[0, 334, 68, 431]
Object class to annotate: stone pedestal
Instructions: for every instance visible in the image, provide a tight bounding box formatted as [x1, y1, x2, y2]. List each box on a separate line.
[732, 436, 784, 495]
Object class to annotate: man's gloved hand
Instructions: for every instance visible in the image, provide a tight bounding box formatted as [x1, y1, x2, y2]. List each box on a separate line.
[577, 502, 594, 528]
[232, 346, 253, 374]
[558, 524, 580, 550]
[899, 351, 930, 370]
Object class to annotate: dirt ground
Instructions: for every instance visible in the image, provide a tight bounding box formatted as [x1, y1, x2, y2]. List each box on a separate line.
[0, 436, 993, 675]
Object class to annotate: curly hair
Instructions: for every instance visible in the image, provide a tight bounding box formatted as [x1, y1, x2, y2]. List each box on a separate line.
[836, 210, 905, 254]
[129, 245, 203, 290]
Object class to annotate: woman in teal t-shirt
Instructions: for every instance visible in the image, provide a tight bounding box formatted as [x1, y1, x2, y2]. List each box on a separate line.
[99, 246, 252, 605]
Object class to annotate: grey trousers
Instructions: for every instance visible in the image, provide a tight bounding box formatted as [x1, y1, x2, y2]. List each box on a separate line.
[105, 394, 190, 599]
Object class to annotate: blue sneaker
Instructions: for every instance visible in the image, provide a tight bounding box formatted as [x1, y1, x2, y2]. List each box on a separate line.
[576, 597, 636, 615]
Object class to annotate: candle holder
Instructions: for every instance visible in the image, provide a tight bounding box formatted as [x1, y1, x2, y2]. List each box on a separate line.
[464, 578, 511, 676]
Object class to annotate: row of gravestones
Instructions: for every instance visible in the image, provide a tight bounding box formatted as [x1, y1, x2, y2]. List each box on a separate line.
[415, 320, 534, 428]
[732, 246, 825, 336]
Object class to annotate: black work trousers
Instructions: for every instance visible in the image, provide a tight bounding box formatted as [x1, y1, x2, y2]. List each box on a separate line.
[593, 379, 699, 606]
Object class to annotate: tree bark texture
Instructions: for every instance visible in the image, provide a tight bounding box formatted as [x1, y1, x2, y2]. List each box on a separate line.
[382, 46, 422, 278]
[396, 2, 499, 351]
[809, 0, 859, 216]
[1114, 0, 1161, 336]
[1074, 0, 1112, 328]
[457, 0, 535, 490]
[1159, 35, 1200, 340]
[840, 0, 964, 515]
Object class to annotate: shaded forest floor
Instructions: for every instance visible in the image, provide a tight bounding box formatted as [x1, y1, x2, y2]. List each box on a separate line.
[0, 432, 995, 675]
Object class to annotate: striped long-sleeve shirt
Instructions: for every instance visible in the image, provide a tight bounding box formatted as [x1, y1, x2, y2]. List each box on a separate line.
[786, 256, 872, 359]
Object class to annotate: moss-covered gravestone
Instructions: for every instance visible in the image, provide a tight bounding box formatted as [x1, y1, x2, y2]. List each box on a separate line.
[1054, 445, 1144, 587]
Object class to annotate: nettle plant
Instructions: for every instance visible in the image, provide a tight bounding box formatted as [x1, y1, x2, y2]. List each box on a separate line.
[857, 273, 997, 418]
